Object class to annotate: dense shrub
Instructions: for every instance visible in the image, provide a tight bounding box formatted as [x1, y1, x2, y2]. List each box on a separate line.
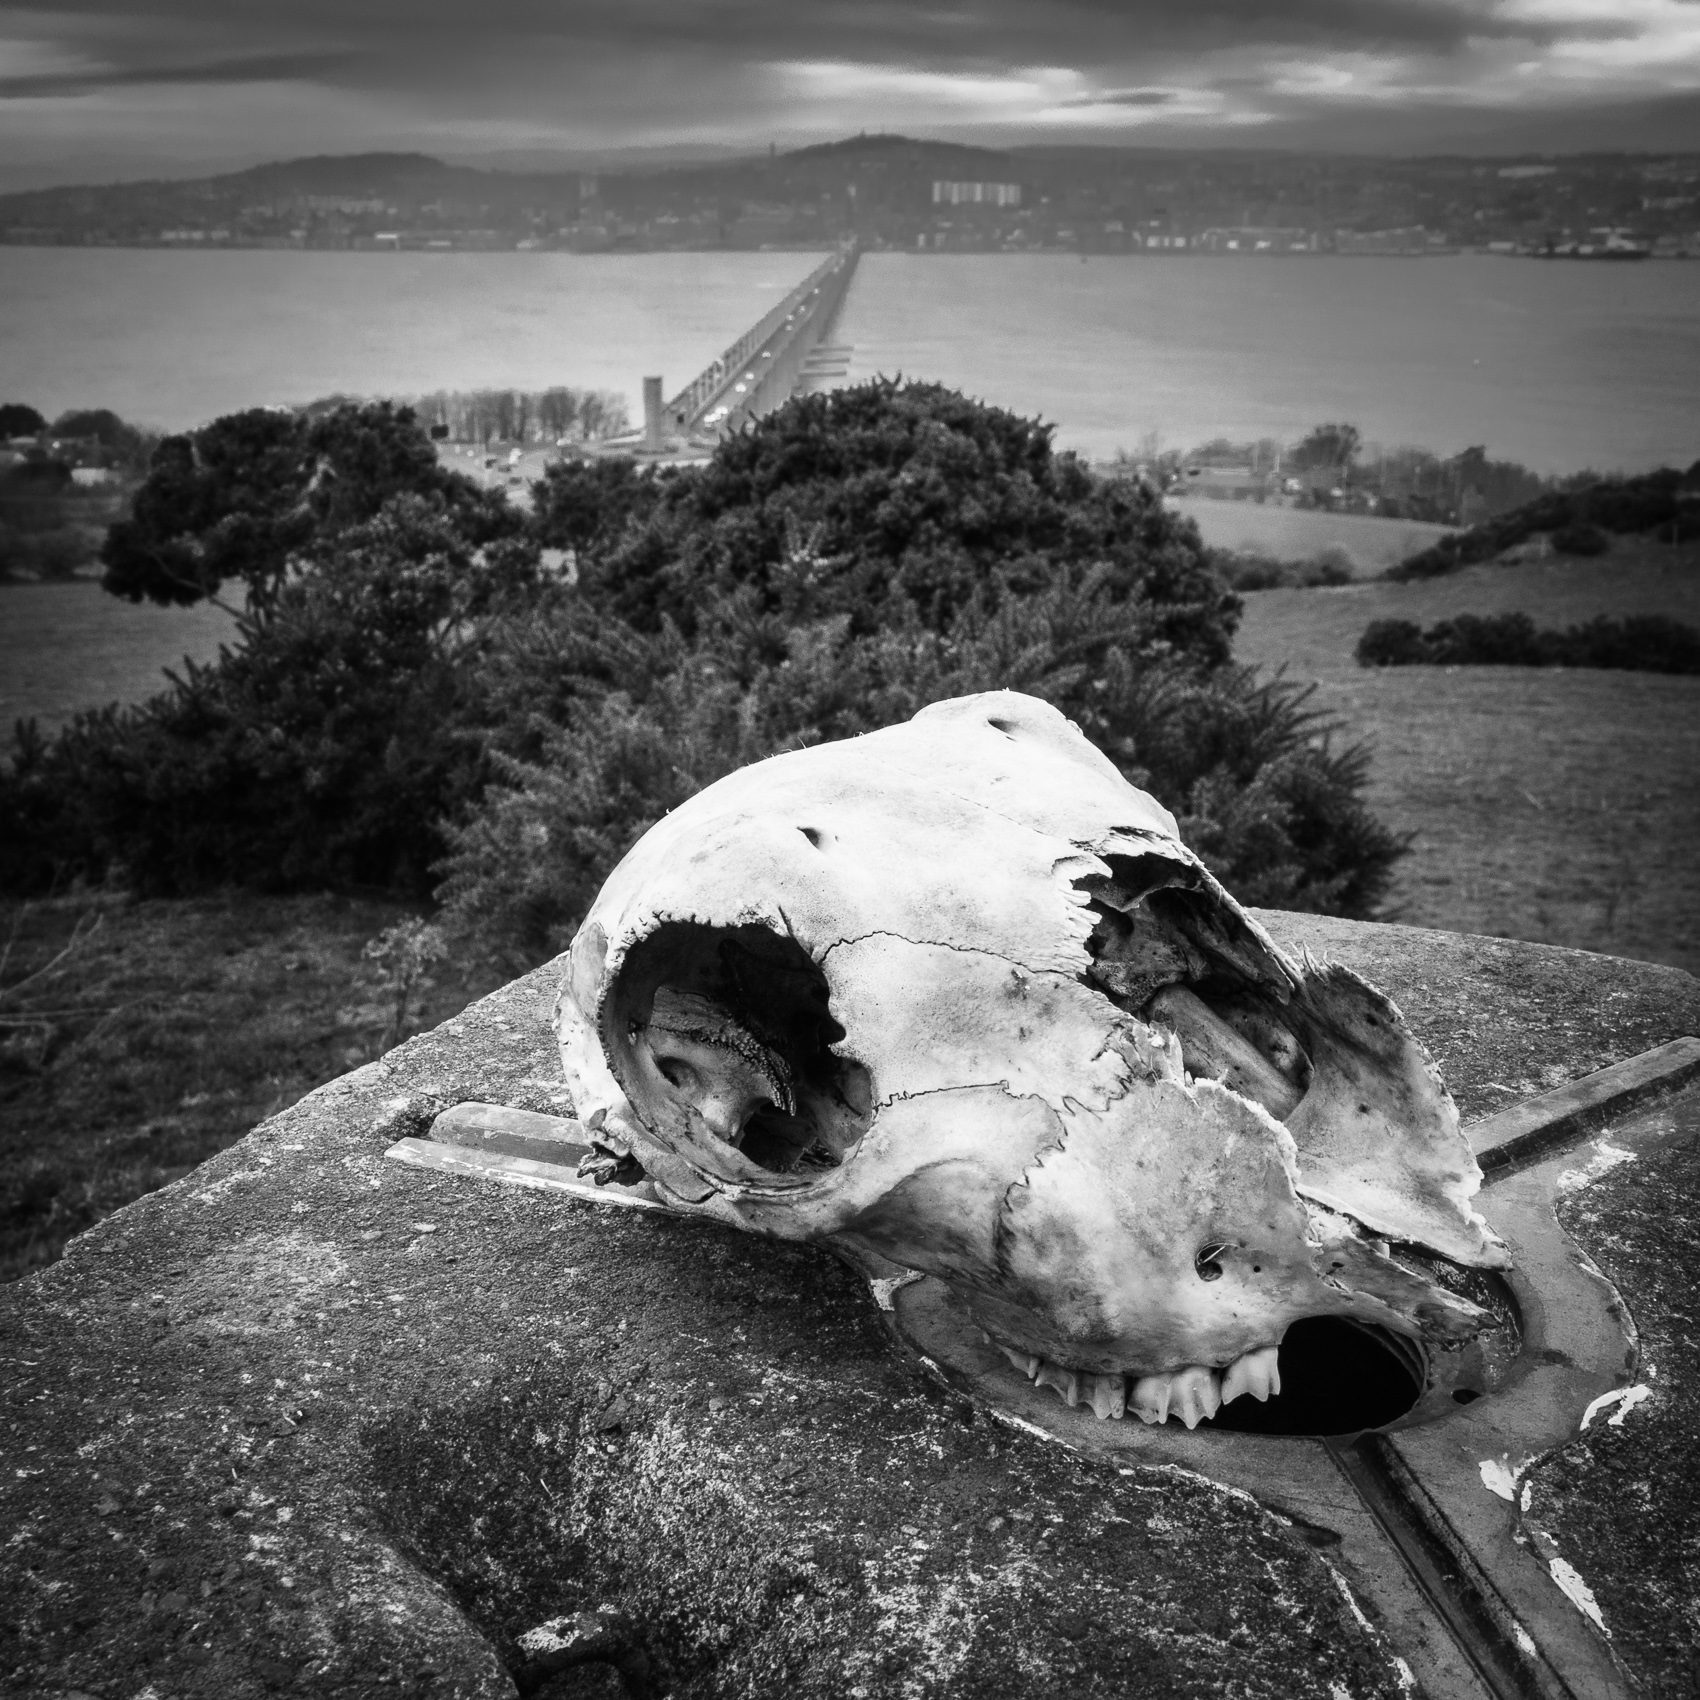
[101, 401, 511, 615]
[1356, 610, 1700, 673]
[440, 569, 1403, 962]
[1388, 464, 1700, 580]
[1551, 521, 1609, 557]
[543, 378, 1241, 665]
[1, 496, 545, 896]
[1210, 548, 1354, 591]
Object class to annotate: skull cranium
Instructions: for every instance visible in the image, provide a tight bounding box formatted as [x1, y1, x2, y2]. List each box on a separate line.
[555, 692, 1509, 1425]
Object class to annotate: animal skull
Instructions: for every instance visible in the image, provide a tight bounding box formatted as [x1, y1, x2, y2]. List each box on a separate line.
[556, 692, 1509, 1425]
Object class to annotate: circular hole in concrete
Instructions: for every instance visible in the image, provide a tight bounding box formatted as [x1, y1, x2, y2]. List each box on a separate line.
[1205, 1319, 1425, 1437]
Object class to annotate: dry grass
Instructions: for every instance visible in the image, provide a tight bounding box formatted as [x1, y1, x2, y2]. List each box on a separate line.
[0, 891, 506, 1281]
[1236, 536, 1700, 975]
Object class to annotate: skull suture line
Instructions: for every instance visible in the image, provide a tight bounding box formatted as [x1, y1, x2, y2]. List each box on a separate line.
[556, 692, 1510, 1428]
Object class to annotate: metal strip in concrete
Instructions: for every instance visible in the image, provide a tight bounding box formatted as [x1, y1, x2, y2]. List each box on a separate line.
[1468, 1037, 1700, 1177]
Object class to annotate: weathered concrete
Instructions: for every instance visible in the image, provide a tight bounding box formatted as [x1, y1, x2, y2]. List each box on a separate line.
[2, 915, 1696, 1699]
[1532, 1091, 1700, 1694]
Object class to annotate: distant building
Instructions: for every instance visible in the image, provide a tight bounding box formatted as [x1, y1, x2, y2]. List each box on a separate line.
[1336, 227, 1453, 255]
[932, 181, 1021, 208]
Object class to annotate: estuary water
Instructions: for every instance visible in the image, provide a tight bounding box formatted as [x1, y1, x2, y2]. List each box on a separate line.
[1, 245, 1696, 472]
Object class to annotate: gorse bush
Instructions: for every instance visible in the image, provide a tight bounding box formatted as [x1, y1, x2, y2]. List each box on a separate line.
[538, 379, 1240, 662]
[1356, 611, 1700, 673]
[5, 382, 1406, 961]
[439, 568, 1402, 962]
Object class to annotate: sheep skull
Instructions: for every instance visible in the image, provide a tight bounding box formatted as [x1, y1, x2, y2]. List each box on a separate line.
[555, 692, 1508, 1425]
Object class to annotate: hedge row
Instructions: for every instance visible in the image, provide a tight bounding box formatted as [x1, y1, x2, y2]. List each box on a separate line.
[1356, 611, 1700, 673]
[1388, 465, 1700, 581]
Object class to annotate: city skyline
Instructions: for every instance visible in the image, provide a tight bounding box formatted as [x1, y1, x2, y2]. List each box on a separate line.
[1, 0, 1698, 193]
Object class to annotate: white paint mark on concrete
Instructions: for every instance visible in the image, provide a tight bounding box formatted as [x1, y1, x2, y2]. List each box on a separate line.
[866, 1272, 922, 1312]
[1324, 1561, 1375, 1631]
[1581, 1383, 1651, 1430]
[1479, 1458, 1522, 1500]
[1548, 1556, 1610, 1635]
[1556, 1139, 1635, 1195]
[1608, 1386, 1651, 1427]
[1513, 1623, 1539, 1658]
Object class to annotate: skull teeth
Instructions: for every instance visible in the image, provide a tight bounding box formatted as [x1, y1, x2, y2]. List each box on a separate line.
[1220, 1344, 1281, 1405]
[991, 1341, 1280, 1426]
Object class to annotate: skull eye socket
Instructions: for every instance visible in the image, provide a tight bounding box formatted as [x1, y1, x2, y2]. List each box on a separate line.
[1077, 857, 1313, 1122]
[606, 921, 873, 1181]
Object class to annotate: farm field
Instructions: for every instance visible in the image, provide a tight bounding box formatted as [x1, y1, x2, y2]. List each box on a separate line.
[0, 892, 507, 1282]
[1167, 496, 1455, 573]
[0, 579, 238, 736]
[1235, 537, 1700, 974]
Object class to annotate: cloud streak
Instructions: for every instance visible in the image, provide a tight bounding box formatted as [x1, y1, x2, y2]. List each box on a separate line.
[0, 49, 362, 100]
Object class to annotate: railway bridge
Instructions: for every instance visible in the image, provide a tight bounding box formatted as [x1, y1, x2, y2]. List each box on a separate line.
[640, 242, 860, 449]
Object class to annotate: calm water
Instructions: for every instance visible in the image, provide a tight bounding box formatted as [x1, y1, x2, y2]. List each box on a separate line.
[0, 247, 829, 430]
[1, 246, 1695, 472]
[834, 253, 1700, 475]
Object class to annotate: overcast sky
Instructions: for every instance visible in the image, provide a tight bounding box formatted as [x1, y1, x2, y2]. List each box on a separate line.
[2, 0, 1697, 189]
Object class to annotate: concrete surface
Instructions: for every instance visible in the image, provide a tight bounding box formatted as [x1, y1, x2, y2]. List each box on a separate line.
[3, 914, 1697, 1700]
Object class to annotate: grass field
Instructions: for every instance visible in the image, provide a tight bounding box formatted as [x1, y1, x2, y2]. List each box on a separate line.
[1171, 497, 1455, 573]
[0, 579, 238, 736]
[0, 892, 506, 1282]
[1235, 535, 1700, 975]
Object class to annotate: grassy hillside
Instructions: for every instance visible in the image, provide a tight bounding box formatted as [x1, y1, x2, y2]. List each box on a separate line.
[1171, 498, 1455, 575]
[1235, 536, 1700, 974]
[0, 892, 506, 1281]
[0, 580, 239, 736]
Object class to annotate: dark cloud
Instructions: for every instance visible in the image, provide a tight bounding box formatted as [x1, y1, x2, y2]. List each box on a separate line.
[1065, 88, 1180, 108]
[0, 50, 363, 100]
[3, 0, 1646, 68]
[0, 0, 1684, 179]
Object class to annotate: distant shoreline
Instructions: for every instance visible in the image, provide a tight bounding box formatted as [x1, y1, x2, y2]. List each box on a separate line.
[0, 239, 1687, 260]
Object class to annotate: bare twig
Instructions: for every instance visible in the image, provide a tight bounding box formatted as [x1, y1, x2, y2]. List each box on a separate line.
[0, 913, 104, 1007]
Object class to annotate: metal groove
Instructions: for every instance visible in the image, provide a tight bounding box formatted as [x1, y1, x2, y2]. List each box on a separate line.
[1472, 1036, 1700, 1180]
[1328, 1436, 1564, 1700]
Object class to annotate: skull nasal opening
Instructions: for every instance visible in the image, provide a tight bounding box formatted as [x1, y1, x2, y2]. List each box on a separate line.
[607, 921, 873, 1178]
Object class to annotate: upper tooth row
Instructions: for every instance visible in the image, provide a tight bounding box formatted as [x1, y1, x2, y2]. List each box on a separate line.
[992, 1342, 1282, 1425]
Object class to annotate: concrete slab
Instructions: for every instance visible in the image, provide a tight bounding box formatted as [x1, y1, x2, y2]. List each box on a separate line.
[2, 914, 1695, 1699]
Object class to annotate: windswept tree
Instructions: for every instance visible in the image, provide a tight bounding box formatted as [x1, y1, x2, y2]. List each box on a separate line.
[0, 402, 47, 438]
[1291, 422, 1362, 472]
[100, 401, 515, 619]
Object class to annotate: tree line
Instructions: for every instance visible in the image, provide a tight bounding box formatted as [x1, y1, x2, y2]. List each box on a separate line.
[305, 386, 632, 445]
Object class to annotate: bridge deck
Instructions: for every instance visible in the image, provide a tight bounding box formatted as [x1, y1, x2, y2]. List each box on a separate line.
[665, 244, 860, 439]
